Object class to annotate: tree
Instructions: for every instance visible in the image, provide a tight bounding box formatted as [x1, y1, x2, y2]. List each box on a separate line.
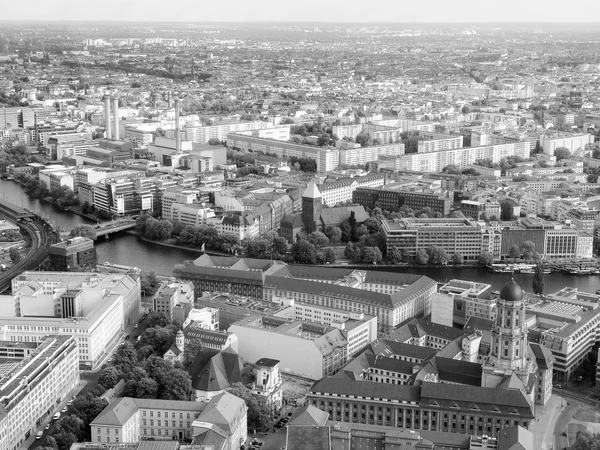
[416, 248, 429, 265]
[228, 383, 273, 432]
[500, 202, 514, 221]
[138, 326, 174, 355]
[291, 239, 317, 264]
[308, 231, 329, 248]
[160, 368, 192, 400]
[427, 246, 449, 265]
[324, 226, 342, 245]
[69, 224, 97, 240]
[520, 241, 537, 261]
[478, 251, 494, 266]
[321, 247, 337, 264]
[112, 341, 138, 375]
[207, 138, 222, 146]
[508, 244, 521, 262]
[98, 366, 120, 389]
[183, 339, 205, 370]
[452, 253, 464, 266]
[355, 132, 373, 147]
[449, 210, 465, 218]
[532, 263, 545, 295]
[361, 246, 382, 264]
[9, 247, 21, 263]
[3, 229, 21, 241]
[388, 247, 407, 264]
[569, 431, 600, 450]
[146, 310, 169, 327]
[554, 147, 571, 161]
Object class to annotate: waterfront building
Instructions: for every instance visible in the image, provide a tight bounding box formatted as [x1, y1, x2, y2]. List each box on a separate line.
[177, 254, 437, 333]
[48, 236, 97, 271]
[0, 335, 79, 450]
[382, 218, 501, 261]
[90, 392, 247, 446]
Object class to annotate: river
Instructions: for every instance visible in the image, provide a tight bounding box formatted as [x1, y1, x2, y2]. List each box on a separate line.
[1, 179, 598, 292]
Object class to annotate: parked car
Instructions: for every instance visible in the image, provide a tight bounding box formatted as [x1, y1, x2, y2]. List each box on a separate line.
[61, 406, 68, 413]
[45, 424, 50, 430]
[53, 412, 60, 421]
[36, 431, 43, 439]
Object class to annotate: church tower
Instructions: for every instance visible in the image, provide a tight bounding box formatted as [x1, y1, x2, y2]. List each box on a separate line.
[301, 180, 322, 233]
[175, 330, 185, 353]
[482, 278, 533, 387]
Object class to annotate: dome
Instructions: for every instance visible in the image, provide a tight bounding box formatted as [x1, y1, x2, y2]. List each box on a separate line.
[176, 330, 184, 337]
[500, 277, 523, 303]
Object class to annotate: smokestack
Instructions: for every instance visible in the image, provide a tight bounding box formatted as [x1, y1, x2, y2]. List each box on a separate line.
[175, 97, 181, 154]
[112, 96, 120, 141]
[104, 96, 112, 139]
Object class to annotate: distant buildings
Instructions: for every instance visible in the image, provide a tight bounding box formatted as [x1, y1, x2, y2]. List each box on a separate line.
[353, 184, 453, 216]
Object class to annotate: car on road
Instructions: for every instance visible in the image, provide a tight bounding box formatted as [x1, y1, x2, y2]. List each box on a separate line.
[67, 399, 73, 405]
[134, 324, 138, 328]
[107, 358, 112, 363]
[36, 431, 43, 439]
[61, 406, 68, 413]
[45, 424, 50, 430]
[53, 412, 61, 421]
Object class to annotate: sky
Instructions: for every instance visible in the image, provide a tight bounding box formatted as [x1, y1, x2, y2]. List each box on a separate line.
[2, 0, 600, 23]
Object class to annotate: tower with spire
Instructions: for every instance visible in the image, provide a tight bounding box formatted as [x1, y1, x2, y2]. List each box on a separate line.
[301, 180, 322, 234]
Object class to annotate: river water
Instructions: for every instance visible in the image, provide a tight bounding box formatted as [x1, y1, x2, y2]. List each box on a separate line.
[1, 179, 598, 292]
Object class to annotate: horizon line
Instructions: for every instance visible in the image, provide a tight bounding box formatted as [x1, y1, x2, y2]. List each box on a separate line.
[1, 19, 600, 24]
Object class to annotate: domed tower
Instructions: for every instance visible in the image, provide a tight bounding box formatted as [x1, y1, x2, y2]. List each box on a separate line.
[175, 330, 185, 353]
[489, 278, 528, 370]
[482, 277, 534, 388]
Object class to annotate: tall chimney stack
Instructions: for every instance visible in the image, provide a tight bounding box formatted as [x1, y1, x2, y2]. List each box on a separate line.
[104, 96, 112, 139]
[175, 97, 181, 154]
[112, 96, 120, 141]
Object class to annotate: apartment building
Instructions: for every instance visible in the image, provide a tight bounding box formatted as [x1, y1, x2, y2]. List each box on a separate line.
[0, 335, 79, 450]
[153, 280, 194, 322]
[226, 133, 340, 172]
[338, 143, 404, 166]
[417, 135, 463, 153]
[392, 141, 530, 173]
[185, 120, 271, 144]
[541, 132, 594, 156]
[90, 393, 248, 447]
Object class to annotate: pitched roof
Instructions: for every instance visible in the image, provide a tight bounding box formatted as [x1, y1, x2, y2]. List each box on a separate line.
[303, 180, 322, 199]
[310, 377, 421, 403]
[529, 343, 555, 370]
[286, 425, 330, 450]
[498, 425, 537, 450]
[190, 348, 244, 392]
[197, 391, 247, 434]
[90, 397, 138, 426]
[288, 404, 329, 427]
[370, 340, 437, 361]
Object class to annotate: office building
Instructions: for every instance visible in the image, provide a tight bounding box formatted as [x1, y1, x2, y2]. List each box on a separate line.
[353, 185, 452, 216]
[0, 335, 79, 450]
[48, 236, 97, 271]
[229, 315, 348, 380]
[382, 218, 501, 262]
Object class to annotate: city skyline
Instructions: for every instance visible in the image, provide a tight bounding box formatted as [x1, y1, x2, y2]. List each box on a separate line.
[2, 0, 600, 24]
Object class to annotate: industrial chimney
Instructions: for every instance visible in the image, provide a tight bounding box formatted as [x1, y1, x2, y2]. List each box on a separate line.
[104, 96, 112, 139]
[112, 96, 120, 140]
[175, 97, 181, 154]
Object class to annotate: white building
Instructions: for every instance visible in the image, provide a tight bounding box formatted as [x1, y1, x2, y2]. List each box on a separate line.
[0, 335, 79, 450]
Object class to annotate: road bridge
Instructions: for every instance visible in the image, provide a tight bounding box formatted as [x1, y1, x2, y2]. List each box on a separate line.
[94, 220, 137, 237]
